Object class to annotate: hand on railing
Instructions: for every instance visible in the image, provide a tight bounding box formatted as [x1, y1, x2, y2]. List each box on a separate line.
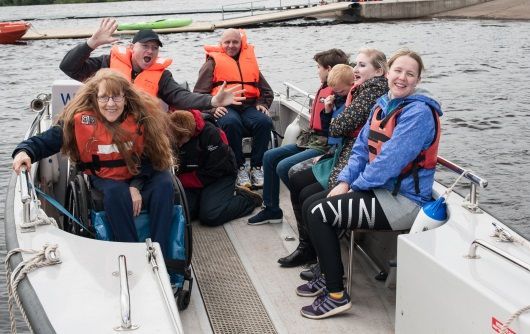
[13, 151, 32, 175]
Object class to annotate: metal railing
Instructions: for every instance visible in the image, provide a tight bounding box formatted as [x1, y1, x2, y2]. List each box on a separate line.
[114, 255, 139, 331]
[25, 93, 51, 140]
[466, 239, 530, 274]
[283, 81, 314, 109]
[436, 156, 487, 213]
[19, 166, 32, 228]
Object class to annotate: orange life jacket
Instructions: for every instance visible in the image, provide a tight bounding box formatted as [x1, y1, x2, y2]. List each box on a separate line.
[309, 85, 333, 132]
[368, 105, 441, 194]
[74, 111, 144, 180]
[109, 45, 172, 97]
[204, 30, 260, 98]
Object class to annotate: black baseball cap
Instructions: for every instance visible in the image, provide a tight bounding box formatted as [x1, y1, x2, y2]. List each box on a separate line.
[132, 29, 163, 47]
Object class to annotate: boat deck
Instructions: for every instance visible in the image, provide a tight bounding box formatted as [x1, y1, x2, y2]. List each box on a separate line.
[180, 184, 395, 333]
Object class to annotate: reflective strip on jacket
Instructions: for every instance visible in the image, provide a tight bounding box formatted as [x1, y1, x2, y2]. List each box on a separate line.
[74, 111, 144, 180]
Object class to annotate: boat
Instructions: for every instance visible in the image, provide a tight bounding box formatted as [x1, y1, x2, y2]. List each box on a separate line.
[117, 18, 193, 31]
[0, 21, 30, 44]
[5, 80, 530, 333]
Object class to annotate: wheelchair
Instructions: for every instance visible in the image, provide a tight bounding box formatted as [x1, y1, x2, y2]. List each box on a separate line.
[63, 164, 194, 310]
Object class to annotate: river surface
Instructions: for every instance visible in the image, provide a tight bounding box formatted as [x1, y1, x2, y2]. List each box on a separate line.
[1, 0, 530, 331]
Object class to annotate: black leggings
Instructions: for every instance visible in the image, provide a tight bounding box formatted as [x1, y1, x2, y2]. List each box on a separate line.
[304, 189, 390, 292]
[288, 167, 324, 227]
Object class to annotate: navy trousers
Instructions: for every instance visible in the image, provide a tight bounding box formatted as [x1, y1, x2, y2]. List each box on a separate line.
[216, 105, 273, 168]
[90, 170, 174, 258]
[185, 175, 256, 226]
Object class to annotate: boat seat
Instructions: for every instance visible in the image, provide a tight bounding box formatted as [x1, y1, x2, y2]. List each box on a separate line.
[242, 128, 280, 159]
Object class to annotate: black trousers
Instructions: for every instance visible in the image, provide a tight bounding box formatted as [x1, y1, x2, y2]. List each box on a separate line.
[288, 167, 325, 241]
[304, 189, 390, 292]
[185, 175, 255, 226]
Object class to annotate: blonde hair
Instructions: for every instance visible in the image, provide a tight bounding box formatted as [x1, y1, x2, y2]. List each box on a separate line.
[327, 64, 355, 87]
[358, 48, 388, 75]
[59, 69, 173, 174]
[388, 49, 424, 78]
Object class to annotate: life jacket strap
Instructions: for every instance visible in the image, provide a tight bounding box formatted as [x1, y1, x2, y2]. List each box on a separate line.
[77, 156, 127, 174]
[212, 80, 258, 88]
[392, 159, 421, 196]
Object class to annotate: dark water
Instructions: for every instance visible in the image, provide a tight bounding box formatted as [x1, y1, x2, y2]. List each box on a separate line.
[1, 1, 530, 331]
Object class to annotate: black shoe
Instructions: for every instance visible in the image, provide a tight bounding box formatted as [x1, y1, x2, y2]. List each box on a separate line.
[300, 262, 321, 281]
[277, 246, 316, 267]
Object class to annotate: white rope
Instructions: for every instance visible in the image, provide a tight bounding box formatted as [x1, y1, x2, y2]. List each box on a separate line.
[500, 305, 530, 334]
[5, 243, 62, 334]
[442, 169, 470, 199]
[19, 206, 57, 230]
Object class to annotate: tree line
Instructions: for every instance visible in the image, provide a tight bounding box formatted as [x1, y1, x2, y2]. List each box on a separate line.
[1, 0, 129, 6]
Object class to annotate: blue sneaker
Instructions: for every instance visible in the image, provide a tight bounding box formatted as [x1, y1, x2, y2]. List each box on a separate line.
[296, 273, 326, 297]
[248, 207, 283, 225]
[300, 292, 352, 319]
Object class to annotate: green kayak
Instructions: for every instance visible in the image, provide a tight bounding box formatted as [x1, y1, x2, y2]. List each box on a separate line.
[117, 18, 193, 31]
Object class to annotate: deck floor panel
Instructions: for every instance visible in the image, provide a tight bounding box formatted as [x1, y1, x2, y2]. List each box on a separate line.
[192, 222, 277, 333]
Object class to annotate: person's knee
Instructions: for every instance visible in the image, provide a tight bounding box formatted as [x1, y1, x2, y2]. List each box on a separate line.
[199, 213, 224, 226]
[218, 112, 242, 130]
[276, 159, 292, 180]
[255, 115, 273, 130]
[103, 182, 130, 202]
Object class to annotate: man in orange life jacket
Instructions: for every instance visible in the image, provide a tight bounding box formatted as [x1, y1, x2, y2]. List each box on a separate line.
[193, 28, 274, 189]
[60, 18, 242, 110]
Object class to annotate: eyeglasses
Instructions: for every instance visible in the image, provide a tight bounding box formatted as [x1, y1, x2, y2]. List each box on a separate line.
[97, 95, 125, 103]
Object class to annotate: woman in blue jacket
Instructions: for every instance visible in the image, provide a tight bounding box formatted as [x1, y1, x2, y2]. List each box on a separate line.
[297, 49, 443, 319]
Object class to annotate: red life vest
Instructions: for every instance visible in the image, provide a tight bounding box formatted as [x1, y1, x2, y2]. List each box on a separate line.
[204, 30, 261, 99]
[109, 45, 172, 97]
[309, 85, 333, 132]
[344, 84, 364, 138]
[74, 111, 145, 180]
[368, 105, 441, 194]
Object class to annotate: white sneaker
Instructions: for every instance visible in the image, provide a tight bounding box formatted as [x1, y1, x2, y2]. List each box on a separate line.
[250, 167, 264, 188]
[237, 166, 251, 188]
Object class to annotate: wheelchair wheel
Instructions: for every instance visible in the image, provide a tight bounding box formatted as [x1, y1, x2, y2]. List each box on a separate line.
[65, 174, 90, 236]
[176, 288, 191, 310]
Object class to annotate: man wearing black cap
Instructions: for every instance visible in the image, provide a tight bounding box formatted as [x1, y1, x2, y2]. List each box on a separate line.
[60, 18, 242, 110]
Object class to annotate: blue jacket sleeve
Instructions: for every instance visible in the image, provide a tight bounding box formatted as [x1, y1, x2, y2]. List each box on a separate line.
[351, 101, 435, 191]
[12, 125, 63, 162]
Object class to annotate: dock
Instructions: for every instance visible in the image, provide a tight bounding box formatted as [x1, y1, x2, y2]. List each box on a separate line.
[433, 0, 530, 20]
[21, 0, 518, 42]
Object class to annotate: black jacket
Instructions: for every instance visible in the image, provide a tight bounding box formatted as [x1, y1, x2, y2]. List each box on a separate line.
[177, 111, 237, 188]
[59, 42, 214, 110]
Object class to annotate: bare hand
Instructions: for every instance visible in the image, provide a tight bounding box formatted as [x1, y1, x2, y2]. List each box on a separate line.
[256, 104, 269, 115]
[324, 94, 335, 113]
[129, 187, 142, 217]
[312, 155, 323, 164]
[327, 182, 349, 198]
[87, 18, 119, 49]
[13, 151, 32, 175]
[211, 82, 246, 107]
[213, 106, 228, 119]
